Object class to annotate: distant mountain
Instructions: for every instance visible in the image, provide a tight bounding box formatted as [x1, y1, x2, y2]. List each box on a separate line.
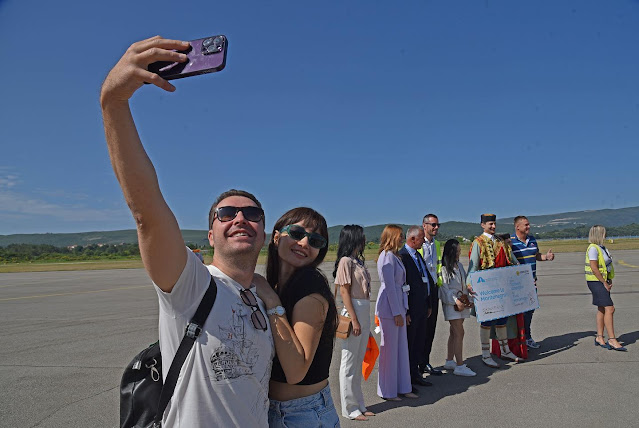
[2, 206, 638, 247]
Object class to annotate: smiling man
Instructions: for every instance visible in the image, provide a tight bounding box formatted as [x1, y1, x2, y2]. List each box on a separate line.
[101, 37, 274, 427]
[511, 215, 555, 349]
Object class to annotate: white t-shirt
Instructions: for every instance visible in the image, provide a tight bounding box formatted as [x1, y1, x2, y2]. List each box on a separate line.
[154, 248, 274, 427]
[588, 245, 612, 272]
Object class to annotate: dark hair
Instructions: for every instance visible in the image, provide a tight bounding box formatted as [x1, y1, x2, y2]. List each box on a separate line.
[208, 189, 263, 229]
[442, 238, 461, 281]
[333, 225, 366, 278]
[422, 213, 438, 224]
[266, 207, 329, 288]
[497, 233, 511, 242]
[514, 215, 528, 225]
[266, 207, 336, 338]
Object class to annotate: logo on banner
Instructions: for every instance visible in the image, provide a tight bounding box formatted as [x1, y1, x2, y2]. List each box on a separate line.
[476, 277, 485, 283]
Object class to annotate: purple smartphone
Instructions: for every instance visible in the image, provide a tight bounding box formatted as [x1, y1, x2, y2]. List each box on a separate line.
[148, 35, 228, 80]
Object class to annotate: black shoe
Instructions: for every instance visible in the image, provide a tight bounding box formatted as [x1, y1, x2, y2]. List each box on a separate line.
[424, 364, 443, 376]
[411, 377, 433, 387]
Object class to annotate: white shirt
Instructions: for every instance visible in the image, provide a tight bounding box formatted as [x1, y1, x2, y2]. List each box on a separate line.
[405, 244, 430, 296]
[154, 248, 274, 427]
[422, 237, 439, 280]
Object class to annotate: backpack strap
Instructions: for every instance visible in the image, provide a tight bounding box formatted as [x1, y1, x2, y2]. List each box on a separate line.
[153, 275, 218, 426]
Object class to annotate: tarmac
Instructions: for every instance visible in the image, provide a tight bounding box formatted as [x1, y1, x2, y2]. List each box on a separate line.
[1, 250, 637, 428]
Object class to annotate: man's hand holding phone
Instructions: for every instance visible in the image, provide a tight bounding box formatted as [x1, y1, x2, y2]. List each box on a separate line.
[100, 36, 190, 106]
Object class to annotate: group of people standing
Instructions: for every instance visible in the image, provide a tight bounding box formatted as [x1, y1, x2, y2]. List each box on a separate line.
[333, 213, 557, 413]
[103, 36, 626, 428]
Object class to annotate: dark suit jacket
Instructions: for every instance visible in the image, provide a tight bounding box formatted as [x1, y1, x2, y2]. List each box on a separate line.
[398, 246, 432, 318]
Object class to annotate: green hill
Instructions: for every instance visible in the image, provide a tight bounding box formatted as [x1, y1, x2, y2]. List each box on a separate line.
[2, 207, 638, 247]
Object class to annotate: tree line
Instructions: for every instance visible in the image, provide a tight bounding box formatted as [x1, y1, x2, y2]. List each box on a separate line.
[534, 223, 639, 240]
[0, 243, 141, 263]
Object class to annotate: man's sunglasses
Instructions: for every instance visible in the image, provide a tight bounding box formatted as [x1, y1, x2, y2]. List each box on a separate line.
[214, 206, 264, 223]
[424, 222, 441, 228]
[239, 289, 268, 331]
[280, 224, 327, 249]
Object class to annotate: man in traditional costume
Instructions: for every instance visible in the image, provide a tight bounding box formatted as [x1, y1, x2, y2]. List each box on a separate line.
[467, 214, 523, 368]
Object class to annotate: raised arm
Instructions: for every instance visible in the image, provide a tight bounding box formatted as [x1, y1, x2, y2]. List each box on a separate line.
[379, 252, 403, 317]
[100, 36, 191, 291]
[254, 274, 329, 385]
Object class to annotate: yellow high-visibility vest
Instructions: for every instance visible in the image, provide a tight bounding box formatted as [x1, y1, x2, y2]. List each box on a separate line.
[418, 240, 443, 286]
[585, 243, 615, 282]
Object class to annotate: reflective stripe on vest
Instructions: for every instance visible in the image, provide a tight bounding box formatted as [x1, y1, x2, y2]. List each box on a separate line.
[585, 243, 615, 282]
[418, 240, 443, 287]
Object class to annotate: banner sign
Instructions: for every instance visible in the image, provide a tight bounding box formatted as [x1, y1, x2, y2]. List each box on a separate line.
[468, 264, 539, 323]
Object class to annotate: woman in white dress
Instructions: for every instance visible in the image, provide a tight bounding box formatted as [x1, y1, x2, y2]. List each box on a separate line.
[439, 239, 476, 376]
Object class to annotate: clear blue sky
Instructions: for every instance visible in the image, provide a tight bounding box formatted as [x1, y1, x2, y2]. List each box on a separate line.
[1, 0, 638, 235]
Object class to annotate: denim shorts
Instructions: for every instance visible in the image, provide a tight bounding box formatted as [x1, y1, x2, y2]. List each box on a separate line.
[268, 384, 340, 428]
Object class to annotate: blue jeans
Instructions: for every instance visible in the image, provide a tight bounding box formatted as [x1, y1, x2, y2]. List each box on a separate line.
[523, 309, 534, 340]
[268, 384, 340, 428]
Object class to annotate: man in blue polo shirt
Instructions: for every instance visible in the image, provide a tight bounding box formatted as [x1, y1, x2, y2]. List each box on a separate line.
[510, 216, 555, 349]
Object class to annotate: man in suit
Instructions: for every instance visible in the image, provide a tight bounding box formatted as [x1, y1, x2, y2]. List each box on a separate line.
[419, 214, 444, 376]
[399, 226, 433, 387]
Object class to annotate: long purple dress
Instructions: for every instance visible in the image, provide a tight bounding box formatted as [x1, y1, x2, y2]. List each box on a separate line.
[375, 250, 412, 398]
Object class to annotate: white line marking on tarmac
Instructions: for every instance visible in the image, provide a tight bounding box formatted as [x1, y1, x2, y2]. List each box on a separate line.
[0, 285, 148, 302]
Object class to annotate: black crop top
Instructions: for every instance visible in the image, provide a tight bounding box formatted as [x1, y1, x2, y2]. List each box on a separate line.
[270, 268, 336, 385]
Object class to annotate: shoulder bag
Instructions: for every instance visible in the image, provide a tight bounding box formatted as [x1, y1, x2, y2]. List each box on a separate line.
[120, 276, 218, 428]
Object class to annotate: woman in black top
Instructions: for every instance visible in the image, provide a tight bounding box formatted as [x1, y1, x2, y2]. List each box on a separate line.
[255, 207, 339, 427]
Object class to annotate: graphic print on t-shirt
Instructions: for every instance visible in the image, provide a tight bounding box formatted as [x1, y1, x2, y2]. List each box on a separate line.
[209, 301, 261, 381]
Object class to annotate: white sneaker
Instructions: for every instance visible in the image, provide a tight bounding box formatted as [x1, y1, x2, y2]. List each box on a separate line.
[526, 338, 540, 349]
[482, 356, 500, 368]
[453, 364, 476, 377]
[443, 360, 456, 370]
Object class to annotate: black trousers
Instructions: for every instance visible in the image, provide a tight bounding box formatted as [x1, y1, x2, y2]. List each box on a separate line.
[406, 311, 428, 380]
[420, 296, 439, 367]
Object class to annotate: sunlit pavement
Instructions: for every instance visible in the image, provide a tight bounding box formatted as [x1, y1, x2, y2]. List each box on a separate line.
[1, 251, 637, 427]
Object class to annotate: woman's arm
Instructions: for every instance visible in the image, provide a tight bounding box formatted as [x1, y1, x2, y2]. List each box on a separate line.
[336, 258, 361, 335]
[589, 259, 611, 291]
[339, 284, 361, 336]
[254, 276, 329, 385]
[439, 267, 456, 305]
[379, 252, 402, 317]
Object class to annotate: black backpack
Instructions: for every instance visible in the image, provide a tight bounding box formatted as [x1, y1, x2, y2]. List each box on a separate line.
[120, 277, 217, 428]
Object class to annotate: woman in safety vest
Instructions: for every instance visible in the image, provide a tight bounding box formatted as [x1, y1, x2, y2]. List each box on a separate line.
[585, 225, 626, 351]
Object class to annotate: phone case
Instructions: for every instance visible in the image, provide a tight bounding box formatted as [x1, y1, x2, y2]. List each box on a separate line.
[148, 35, 228, 80]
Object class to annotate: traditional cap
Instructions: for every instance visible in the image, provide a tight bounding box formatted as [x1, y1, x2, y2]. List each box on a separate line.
[481, 213, 496, 223]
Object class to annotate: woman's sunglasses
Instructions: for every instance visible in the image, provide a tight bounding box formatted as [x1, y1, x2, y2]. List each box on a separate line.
[214, 206, 264, 223]
[279, 224, 327, 249]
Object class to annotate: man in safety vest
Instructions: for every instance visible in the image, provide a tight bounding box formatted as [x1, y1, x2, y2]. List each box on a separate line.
[418, 213, 443, 376]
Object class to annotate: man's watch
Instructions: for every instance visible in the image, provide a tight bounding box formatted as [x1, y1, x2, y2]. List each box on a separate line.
[266, 306, 286, 316]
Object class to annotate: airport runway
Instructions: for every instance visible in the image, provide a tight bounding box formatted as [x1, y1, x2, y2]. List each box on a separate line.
[1, 251, 638, 428]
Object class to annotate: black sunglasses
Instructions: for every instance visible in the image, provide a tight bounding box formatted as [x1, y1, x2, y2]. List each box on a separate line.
[424, 222, 441, 228]
[214, 206, 264, 223]
[239, 289, 268, 331]
[280, 224, 327, 249]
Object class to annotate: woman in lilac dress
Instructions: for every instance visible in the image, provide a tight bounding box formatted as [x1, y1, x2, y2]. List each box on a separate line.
[375, 225, 417, 401]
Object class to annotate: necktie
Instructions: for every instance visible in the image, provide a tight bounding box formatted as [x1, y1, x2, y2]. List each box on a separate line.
[414, 252, 430, 296]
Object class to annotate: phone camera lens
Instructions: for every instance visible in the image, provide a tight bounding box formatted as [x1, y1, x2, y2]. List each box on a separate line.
[201, 36, 224, 55]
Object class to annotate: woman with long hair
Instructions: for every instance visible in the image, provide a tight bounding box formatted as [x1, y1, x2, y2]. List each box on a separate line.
[439, 239, 476, 376]
[333, 225, 375, 421]
[586, 225, 626, 351]
[254, 207, 340, 427]
[375, 225, 417, 401]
